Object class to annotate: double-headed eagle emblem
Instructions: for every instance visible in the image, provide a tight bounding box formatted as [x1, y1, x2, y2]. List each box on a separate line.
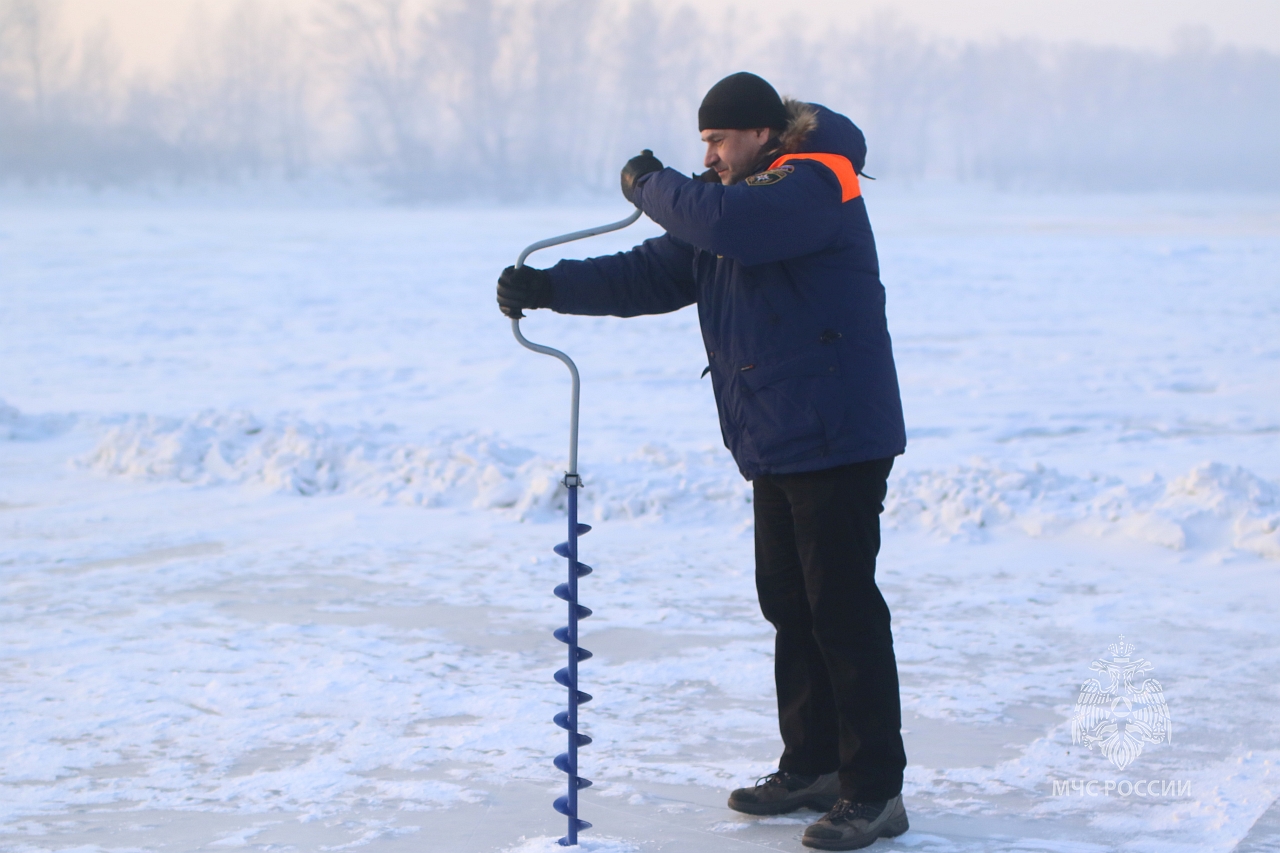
[1071, 636, 1172, 770]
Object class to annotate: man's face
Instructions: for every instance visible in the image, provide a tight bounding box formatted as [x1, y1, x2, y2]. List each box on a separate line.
[701, 127, 773, 185]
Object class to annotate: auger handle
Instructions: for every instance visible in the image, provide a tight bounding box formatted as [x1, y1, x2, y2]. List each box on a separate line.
[509, 208, 643, 476]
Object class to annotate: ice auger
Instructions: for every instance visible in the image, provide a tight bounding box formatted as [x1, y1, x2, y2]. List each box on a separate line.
[509, 208, 643, 846]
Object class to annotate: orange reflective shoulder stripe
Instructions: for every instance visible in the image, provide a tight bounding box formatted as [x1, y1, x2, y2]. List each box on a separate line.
[768, 153, 861, 202]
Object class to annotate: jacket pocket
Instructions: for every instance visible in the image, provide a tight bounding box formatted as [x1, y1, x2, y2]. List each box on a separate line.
[737, 349, 843, 465]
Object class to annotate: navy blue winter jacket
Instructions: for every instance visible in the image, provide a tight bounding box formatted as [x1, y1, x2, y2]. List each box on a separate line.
[547, 103, 906, 480]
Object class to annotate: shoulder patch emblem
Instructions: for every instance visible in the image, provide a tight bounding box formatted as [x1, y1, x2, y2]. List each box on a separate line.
[745, 167, 791, 187]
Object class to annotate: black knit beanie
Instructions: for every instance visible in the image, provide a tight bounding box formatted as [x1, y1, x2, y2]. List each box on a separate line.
[698, 72, 788, 131]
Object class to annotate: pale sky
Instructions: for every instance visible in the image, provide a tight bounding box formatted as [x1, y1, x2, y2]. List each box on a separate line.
[61, 0, 1280, 76]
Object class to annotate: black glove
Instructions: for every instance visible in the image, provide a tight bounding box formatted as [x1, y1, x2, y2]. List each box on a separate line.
[496, 265, 553, 319]
[693, 167, 720, 183]
[620, 149, 663, 205]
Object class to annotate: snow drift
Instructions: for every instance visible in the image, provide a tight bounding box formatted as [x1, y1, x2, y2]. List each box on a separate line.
[79, 409, 750, 525]
[885, 461, 1280, 559]
[79, 408, 1280, 560]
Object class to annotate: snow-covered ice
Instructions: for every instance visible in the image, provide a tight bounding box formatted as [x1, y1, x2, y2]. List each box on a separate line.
[2, 189, 1279, 852]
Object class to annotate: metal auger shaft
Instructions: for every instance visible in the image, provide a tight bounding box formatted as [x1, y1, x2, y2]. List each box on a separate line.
[552, 487, 593, 845]
[508, 207, 641, 846]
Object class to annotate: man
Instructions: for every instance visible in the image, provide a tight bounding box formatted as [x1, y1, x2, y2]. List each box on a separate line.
[496, 72, 909, 851]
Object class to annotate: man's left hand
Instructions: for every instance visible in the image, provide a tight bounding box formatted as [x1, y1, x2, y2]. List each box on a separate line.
[621, 149, 663, 205]
[496, 265, 553, 319]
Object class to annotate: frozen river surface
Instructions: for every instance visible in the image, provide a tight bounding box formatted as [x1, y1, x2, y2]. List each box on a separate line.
[2, 189, 1279, 852]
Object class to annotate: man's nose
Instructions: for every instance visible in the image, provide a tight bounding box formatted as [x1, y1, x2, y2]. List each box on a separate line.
[704, 147, 718, 169]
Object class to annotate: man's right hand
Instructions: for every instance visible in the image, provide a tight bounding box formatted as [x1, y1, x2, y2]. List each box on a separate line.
[496, 265, 553, 318]
[621, 149, 664, 205]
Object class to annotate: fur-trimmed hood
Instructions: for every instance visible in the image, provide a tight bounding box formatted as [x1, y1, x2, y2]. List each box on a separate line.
[773, 98, 868, 174]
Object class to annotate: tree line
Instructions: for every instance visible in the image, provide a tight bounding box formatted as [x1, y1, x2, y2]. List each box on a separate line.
[1, 0, 1276, 198]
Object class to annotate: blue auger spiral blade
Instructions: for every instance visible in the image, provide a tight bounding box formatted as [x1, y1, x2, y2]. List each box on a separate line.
[555, 795, 593, 847]
[555, 797, 594, 824]
[555, 711, 598, 736]
[554, 585, 598, 615]
[508, 208, 640, 846]
[554, 625, 596, 646]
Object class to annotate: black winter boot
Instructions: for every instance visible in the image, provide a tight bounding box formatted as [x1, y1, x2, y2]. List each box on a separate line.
[802, 796, 909, 849]
[727, 771, 840, 815]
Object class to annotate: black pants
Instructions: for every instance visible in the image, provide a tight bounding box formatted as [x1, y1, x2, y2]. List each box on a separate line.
[753, 457, 906, 801]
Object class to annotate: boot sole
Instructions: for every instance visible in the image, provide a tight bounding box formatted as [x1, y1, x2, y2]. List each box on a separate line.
[727, 793, 840, 816]
[801, 812, 909, 850]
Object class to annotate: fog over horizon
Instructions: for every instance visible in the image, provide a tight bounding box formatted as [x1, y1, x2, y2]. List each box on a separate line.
[2, 0, 1278, 201]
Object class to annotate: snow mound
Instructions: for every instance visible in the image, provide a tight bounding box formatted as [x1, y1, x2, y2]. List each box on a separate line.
[887, 460, 1280, 558]
[0, 399, 73, 441]
[79, 410, 1280, 559]
[80, 410, 751, 524]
